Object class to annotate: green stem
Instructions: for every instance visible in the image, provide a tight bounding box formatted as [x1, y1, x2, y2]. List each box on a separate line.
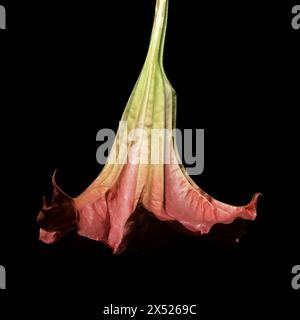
[146, 0, 169, 67]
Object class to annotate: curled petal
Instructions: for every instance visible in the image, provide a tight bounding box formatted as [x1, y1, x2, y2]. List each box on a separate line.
[37, 173, 77, 243]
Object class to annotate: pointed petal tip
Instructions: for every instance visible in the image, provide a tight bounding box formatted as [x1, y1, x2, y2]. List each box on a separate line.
[51, 169, 59, 188]
[250, 192, 262, 208]
[52, 169, 60, 189]
[243, 192, 262, 221]
[50, 169, 73, 201]
[253, 192, 262, 201]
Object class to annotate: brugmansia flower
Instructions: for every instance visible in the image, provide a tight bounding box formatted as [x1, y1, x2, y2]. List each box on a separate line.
[38, 0, 260, 253]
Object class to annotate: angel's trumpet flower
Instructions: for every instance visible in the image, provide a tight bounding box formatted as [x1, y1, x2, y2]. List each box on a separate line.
[38, 0, 260, 253]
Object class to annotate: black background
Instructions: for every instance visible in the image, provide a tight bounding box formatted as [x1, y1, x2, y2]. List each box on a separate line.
[0, 0, 299, 318]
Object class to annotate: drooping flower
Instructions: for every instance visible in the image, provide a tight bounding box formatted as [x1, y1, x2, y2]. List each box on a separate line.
[38, 0, 260, 253]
